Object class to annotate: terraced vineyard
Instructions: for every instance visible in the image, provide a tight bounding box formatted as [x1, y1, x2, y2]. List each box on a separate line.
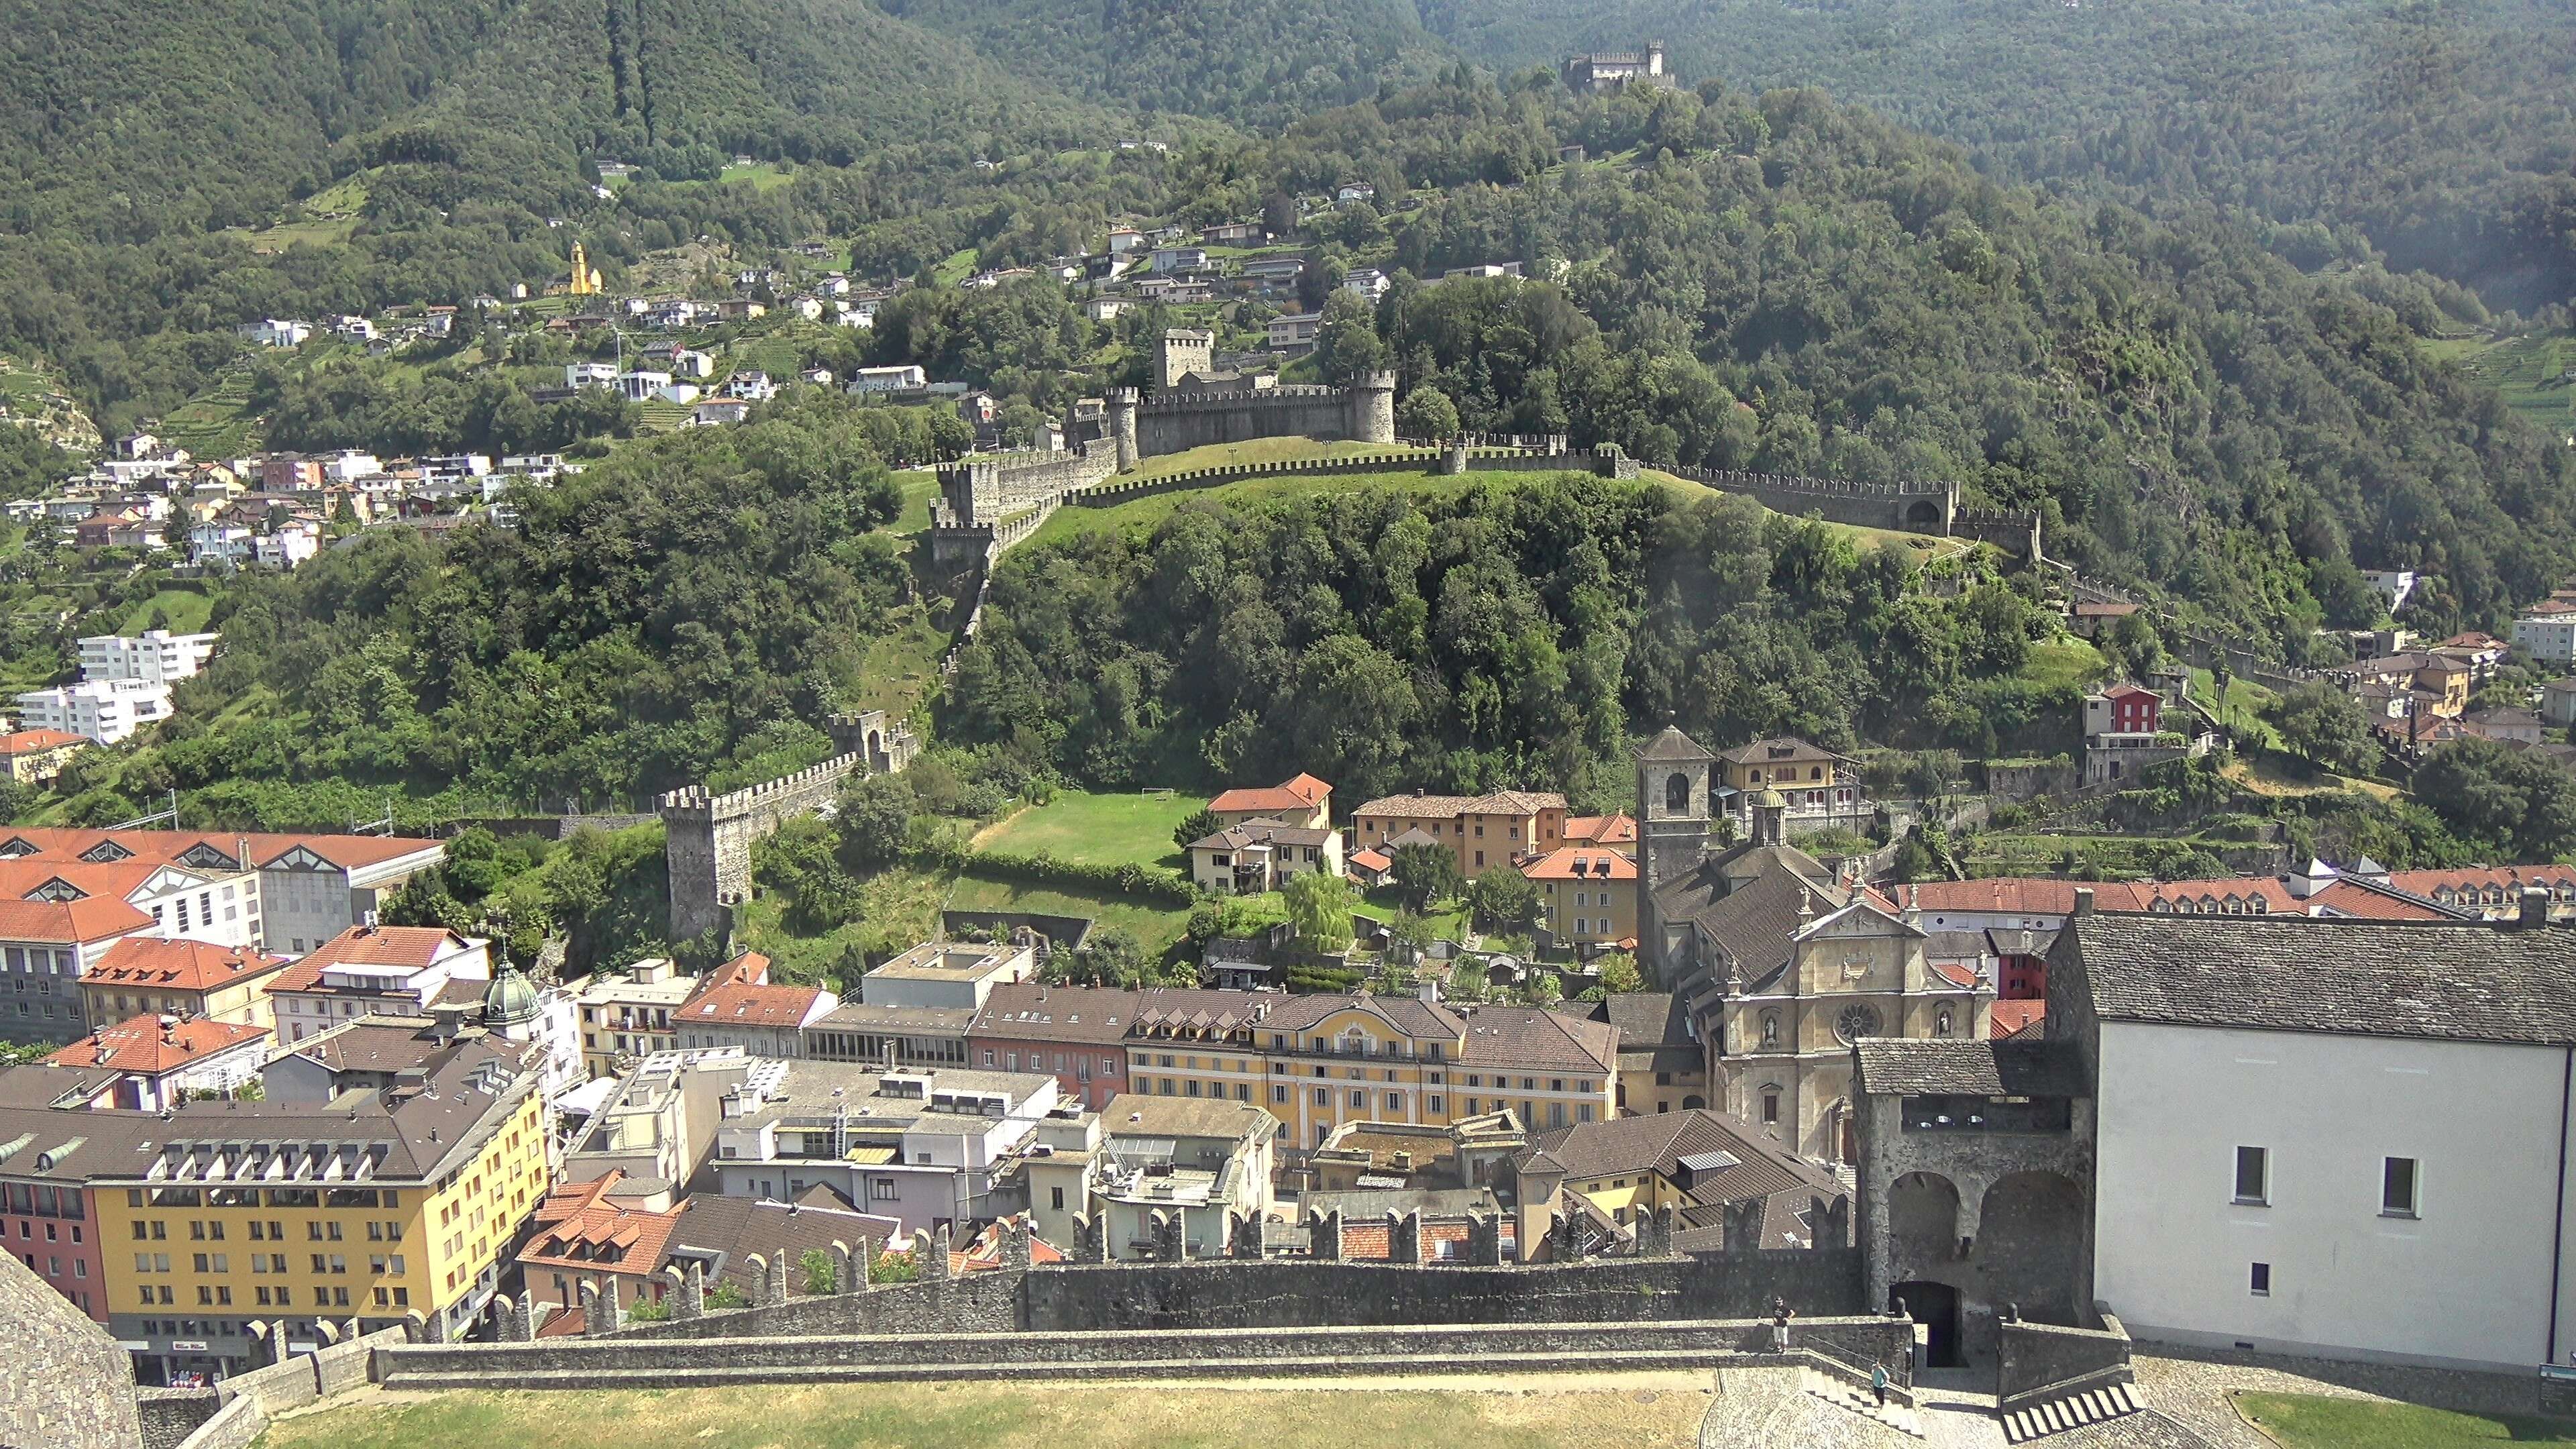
[156, 365, 263, 455]
[2423, 329, 2576, 437]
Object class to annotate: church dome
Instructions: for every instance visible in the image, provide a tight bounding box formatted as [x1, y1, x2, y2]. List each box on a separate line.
[482, 965, 542, 1029]
[1750, 788, 1789, 810]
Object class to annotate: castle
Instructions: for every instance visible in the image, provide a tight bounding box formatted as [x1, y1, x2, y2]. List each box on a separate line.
[1563, 43, 1676, 94]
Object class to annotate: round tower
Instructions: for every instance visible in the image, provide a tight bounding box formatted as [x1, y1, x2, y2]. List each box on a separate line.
[1351, 370, 1398, 445]
[1109, 387, 1140, 472]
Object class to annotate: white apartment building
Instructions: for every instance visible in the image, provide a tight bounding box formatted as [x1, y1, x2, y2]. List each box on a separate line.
[14, 678, 172, 745]
[78, 629, 219, 685]
[849, 365, 926, 394]
[2063, 905, 2576, 1374]
[566, 362, 619, 389]
[2515, 612, 2576, 667]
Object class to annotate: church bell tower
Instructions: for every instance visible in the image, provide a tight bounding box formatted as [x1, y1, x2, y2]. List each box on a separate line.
[1635, 726, 1715, 976]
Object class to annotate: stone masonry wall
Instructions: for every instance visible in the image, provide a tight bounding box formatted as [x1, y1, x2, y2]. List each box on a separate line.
[1662, 464, 1959, 534]
[0, 1246, 141, 1449]
[1998, 1309, 2133, 1406]
[658, 754, 868, 943]
[136, 1391, 218, 1449]
[1134, 379, 1393, 457]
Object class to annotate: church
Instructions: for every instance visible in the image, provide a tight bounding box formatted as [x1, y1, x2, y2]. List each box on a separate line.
[1635, 727, 1992, 1163]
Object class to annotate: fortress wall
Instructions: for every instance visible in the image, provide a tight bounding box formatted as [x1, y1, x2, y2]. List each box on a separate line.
[657, 753, 868, 943]
[1136, 388, 1362, 456]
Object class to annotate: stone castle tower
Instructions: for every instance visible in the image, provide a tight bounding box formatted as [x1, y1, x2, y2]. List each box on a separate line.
[1635, 727, 1715, 967]
[1157, 329, 1216, 391]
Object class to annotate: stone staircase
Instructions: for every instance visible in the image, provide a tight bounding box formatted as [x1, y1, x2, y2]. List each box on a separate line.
[1799, 1365, 1925, 1439]
[2000, 1383, 2145, 1442]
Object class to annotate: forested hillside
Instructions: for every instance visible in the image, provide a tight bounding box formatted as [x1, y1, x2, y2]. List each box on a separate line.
[870, 0, 1444, 126]
[1428, 0, 2576, 311]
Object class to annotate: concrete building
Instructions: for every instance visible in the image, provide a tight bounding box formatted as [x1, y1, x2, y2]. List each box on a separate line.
[674, 951, 837, 1058]
[861, 939, 1035, 1011]
[263, 924, 493, 1044]
[2052, 902, 2576, 1374]
[804, 1001, 974, 1069]
[78, 630, 218, 685]
[0, 727, 87, 784]
[1087, 1093, 1278, 1260]
[13, 678, 173, 745]
[967, 983, 1140, 1110]
[564, 1048, 773, 1191]
[0, 898, 155, 1042]
[706, 1061, 1059, 1236]
[2517, 611, 2576, 667]
[573, 957, 695, 1078]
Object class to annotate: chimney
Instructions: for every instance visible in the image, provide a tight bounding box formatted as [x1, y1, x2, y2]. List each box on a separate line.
[2072, 887, 2095, 918]
[2520, 886, 2550, 929]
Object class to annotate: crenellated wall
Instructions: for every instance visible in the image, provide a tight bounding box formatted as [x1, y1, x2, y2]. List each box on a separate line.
[1662, 464, 1964, 535]
[658, 754, 871, 943]
[1133, 371, 1396, 456]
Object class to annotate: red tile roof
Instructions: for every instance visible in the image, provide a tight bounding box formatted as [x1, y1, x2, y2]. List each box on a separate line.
[1930, 960, 1979, 988]
[694, 951, 771, 991]
[1562, 814, 1637, 845]
[517, 1172, 685, 1277]
[684, 982, 826, 1028]
[1210, 773, 1332, 816]
[0, 896, 154, 944]
[0, 729, 87, 755]
[1988, 1000, 2046, 1039]
[80, 936, 287, 991]
[1520, 847, 1638, 881]
[45, 1014, 270, 1074]
[1898, 879, 2083, 916]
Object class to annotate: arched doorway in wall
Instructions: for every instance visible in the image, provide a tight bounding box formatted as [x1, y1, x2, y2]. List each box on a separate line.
[1979, 1171, 2089, 1326]
[1905, 500, 1942, 529]
[1890, 1280, 1962, 1367]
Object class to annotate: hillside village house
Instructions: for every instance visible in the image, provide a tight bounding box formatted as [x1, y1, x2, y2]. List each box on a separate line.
[1713, 737, 1868, 837]
[42, 1013, 271, 1110]
[1350, 789, 1570, 877]
[1186, 818, 1343, 893]
[1521, 846, 1637, 950]
[675, 952, 837, 1058]
[1206, 773, 1332, 830]
[0, 729, 86, 784]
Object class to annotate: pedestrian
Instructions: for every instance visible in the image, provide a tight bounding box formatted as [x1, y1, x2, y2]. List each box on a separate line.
[1772, 1297, 1793, 1353]
[1871, 1360, 1889, 1407]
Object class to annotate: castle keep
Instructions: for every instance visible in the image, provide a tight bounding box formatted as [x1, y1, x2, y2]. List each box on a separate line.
[658, 711, 917, 943]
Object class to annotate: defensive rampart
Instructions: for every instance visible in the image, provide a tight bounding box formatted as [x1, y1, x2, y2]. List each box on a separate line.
[1134, 372, 1396, 455]
[657, 755, 867, 943]
[1662, 464, 1962, 534]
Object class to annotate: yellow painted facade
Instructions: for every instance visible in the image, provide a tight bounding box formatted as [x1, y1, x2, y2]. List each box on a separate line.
[1125, 1004, 1612, 1151]
[99, 1087, 547, 1338]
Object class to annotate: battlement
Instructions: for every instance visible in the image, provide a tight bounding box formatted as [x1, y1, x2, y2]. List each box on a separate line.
[1140, 385, 1344, 409]
[1667, 465, 1953, 500]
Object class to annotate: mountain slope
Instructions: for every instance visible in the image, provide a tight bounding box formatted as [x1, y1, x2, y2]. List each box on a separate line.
[1425, 0, 2576, 310]
[868, 0, 1449, 127]
[0, 0, 1132, 240]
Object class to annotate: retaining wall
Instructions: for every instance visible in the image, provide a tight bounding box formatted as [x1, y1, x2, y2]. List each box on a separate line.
[137, 1389, 219, 1449]
[1998, 1306, 2133, 1406]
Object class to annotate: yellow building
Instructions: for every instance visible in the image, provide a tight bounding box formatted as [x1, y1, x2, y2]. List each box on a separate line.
[78, 936, 293, 1033]
[573, 957, 695, 1079]
[0, 728, 88, 784]
[1119, 989, 1618, 1151]
[1521, 847, 1638, 950]
[95, 1034, 547, 1379]
[1349, 790, 1570, 879]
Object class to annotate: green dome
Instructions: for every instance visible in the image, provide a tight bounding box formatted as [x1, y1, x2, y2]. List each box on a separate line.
[482, 966, 542, 1028]
[1751, 788, 1790, 811]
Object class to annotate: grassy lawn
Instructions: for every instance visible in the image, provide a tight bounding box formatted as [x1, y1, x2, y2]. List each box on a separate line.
[718, 160, 796, 191]
[845, 606, 951, 722]
[1028, 469, 1501, 550]
[1352, 887, 1468, 942]
[889, 470, 941, 533]
[1128, 438, 1440, 481]
[2234, 1391, 2576, 1448]
[2424, 327, 2576, 437]
[970, 789, 1204, 869]
[945, 870, 1195, 955]
[2017, 637, 2110, 693]
[117, 588, 215, 634]
[254, 1381, 1710, 1449]
[930, 248, 980, 288]
[733, 864, 953, 987]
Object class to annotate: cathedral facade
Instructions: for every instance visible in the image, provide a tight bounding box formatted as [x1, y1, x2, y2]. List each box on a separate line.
[1635, 727, 1993, 1162]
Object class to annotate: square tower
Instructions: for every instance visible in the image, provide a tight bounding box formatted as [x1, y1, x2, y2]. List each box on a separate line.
[1157, 328, 1216, 392]
[1635, 726, 1715, 973]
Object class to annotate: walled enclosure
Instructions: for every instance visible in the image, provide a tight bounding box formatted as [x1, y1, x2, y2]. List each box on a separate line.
[658, 713, 914, 943]
[1132, 372, 1397, 457]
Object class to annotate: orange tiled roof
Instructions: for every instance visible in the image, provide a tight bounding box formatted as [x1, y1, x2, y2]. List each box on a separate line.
[517, 1171, 684, 1275]
[1519, 847, 1638, 881]
[1898, 879, 2083, 916]
[1988, 1000, 2046, 1038]
[0, 896, 154, 944]
[80, 936, 288, 991]
[45, 1014, 270, 1074]
[1562, 814, 1636, 845]
[0, 729, 87, 755]
[684, 981, 826, 1028]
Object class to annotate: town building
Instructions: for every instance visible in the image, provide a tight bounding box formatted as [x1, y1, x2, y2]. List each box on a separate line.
[1520, 846, 1636, 951]
[2516, 610, 2576, 667]
[1562, 42, 1674, 93]
[1184, 817, 1342, 893]
[1515, 1106, 1846, 1254]
[0, 898, 154, 1041]
[42, 1014, 270, 1110]
[2082, 681, 2191, 786]
[564, 1048, 771, 1191]
[1085, 1093, 1278, 1259]
[1554, 991, 1705, 1116]
[966, 983, 1138, 1110]
[13, 678, 173, 745]
[76, 937, 292, 1034]
[263, 925, 494, 1044]
[1713, 737, 1868, 837]
[1638, 727, 1990, 1163]
[77, 631, 217, 686]
[92, 1031, 548, 1379]
[0, 729, 87, 784]
[704, 1061, 1059, 1236]
[572, 957, 695, 1078]
[673, 952, 837, 1058]
[802, 1001, 973, 1070]
[1206, 773, 1333, 830]
[860, 939, 1035, 1011]
[2051, 901, 2576, 1374]
[1349, 789, 1570, 878]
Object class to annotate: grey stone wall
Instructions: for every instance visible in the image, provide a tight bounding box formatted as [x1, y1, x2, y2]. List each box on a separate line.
[1133, 376, 1394, 457]
[135, 1391, 217, 1449]
[1998, 1309, 2132, 1405]
[0, 1247, 141, 1449]
[659, 753, 868, 943]
[1660, 464, 1957, 534]
[167, 1399, 261, 1449]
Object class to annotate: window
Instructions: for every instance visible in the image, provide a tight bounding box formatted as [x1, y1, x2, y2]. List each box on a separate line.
[1273, 1085, 1289, 1104]
[1313, 1087, 1329, 1106]
[2249, 1262, 2271, 1296]
[2233, 1146, 2269, 1205]
[1051, 1187, 1065, 1211]
[1761, 1091, 1780, 1124]
[1428, 1095, 1444, 1113]
[2382, 1157, 2419, 1218]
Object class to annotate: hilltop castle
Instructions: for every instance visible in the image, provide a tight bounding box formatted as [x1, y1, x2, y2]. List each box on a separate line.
[1563, 43, 1676, 95]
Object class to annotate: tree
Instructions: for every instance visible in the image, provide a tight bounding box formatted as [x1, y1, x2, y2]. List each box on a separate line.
[800, 1247, 839, 1295]
[2414, 737, 2576, 858]
[1172, 806, 1222, 851]
[1389, 841, 1462, 910]
[1595, 951, 1644, 994]
[2263, 681, 2380, 775]
[1312, 291, 1389, 384]
[1517, 970, 1563, 1007]
[1396, 386, 1460, 442]
[1468, 863, 1542, 933]
[1389, 909, 1436, 959]
[1283, 869, 1356, 953]
[0, 775, 34, 825]
[836, 772, 917, 871]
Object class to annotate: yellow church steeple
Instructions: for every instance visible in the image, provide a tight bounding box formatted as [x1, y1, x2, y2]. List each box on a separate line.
[568, 240, 601, 297]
